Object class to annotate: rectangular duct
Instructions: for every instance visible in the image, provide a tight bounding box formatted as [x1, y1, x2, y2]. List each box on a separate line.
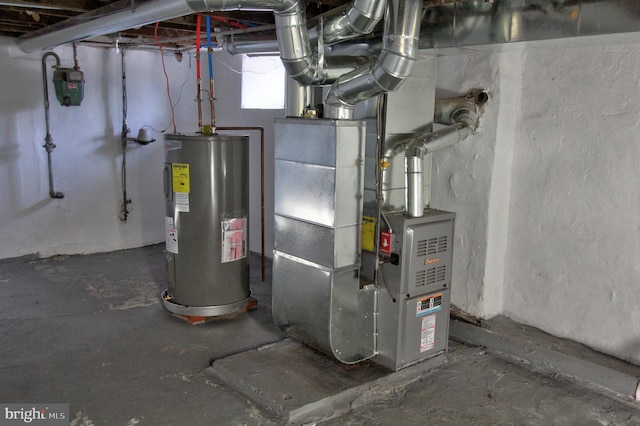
[272, 118, 376, 364]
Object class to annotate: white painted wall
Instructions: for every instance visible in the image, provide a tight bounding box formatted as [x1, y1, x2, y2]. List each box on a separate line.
[429, 49, 503, 318]
[433, 38, 640, 365]
[502, 41, 640, 365]
[0, 38, 280, 260]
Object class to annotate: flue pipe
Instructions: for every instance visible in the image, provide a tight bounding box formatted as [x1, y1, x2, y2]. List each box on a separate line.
[404, 89, 489, 218]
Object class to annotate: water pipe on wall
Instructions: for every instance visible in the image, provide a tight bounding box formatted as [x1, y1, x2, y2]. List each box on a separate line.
[120, 48, 132, 222]
[119, 47, 156, 222]
[41, 51, 64, 199]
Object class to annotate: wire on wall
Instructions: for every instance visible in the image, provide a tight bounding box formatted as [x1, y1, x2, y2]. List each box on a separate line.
[155, 22, 177, 134]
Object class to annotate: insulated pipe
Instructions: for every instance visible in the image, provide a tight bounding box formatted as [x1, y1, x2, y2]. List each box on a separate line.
[324, 0, 422, 119]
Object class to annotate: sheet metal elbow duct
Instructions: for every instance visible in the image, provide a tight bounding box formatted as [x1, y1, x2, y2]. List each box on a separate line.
[314, 0, 387, 45]
[323, 0, 422, 119]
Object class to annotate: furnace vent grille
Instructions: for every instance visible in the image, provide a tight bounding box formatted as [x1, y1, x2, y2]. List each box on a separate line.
[417, 236, 448, 257]
[416, 265, 446, 287]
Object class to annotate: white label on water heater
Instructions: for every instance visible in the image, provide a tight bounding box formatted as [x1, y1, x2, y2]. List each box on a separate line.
[175, 192, 190, 212]
[221, 218, 247, 263]
[420, 314, 436, 353]
[166, 217, 178, 254]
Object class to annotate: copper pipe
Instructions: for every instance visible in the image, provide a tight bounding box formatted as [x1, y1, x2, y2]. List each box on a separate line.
[216, 126, 265, 282]
[209, 77, 215, 129]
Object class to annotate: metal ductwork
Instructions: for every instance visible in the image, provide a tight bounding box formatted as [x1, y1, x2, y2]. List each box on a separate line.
[312, 0, 387, 45]
[323, 0, 422, 119]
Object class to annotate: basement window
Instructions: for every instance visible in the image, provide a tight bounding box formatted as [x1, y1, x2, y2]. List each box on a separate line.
[241, 55, 285, 110]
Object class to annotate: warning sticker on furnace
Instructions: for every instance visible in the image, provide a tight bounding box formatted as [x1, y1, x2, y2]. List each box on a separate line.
[361, 216, 376, 252]
[420, 314, 436, 353]
[221, 218, 247, 263]
[416, 293, 443, 317]
[172, 163, 190, 193]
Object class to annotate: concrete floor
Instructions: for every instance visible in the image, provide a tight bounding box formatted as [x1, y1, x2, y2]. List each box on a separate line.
[1, 244, 639, 425]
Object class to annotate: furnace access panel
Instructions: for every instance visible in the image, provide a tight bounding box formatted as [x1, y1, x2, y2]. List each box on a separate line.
[374, 209, 455, 371]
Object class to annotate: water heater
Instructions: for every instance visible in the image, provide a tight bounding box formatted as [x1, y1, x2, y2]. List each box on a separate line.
[161, 133, 251, 317]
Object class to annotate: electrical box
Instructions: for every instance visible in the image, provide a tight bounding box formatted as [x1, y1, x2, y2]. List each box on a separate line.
[374, 209, 455, 371]
[53, 68, 84, 106]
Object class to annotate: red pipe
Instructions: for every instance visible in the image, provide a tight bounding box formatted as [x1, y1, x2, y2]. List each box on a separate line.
[208, 15, 248, 29]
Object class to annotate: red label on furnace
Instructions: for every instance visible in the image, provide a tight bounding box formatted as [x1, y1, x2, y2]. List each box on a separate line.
[380, 232, 392, 255]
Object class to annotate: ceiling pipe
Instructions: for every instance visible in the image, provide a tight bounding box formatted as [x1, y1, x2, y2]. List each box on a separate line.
[18, 0, 387, 86]
[18, 0, 195, 52]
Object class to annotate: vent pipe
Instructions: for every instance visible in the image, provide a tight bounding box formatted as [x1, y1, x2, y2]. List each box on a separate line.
[404, 89, 489, 217]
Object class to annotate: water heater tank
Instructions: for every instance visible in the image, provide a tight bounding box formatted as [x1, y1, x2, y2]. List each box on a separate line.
[162, 133, 250, 317]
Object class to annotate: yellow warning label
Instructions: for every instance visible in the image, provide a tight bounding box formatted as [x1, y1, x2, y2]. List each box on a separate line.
[361, 216, 376, 252]
[172, 163, 190, 193]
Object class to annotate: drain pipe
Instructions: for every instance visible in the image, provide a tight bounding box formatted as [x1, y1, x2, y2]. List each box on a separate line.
[405, 89, 489, 218]
[41, 52, 64, 199]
